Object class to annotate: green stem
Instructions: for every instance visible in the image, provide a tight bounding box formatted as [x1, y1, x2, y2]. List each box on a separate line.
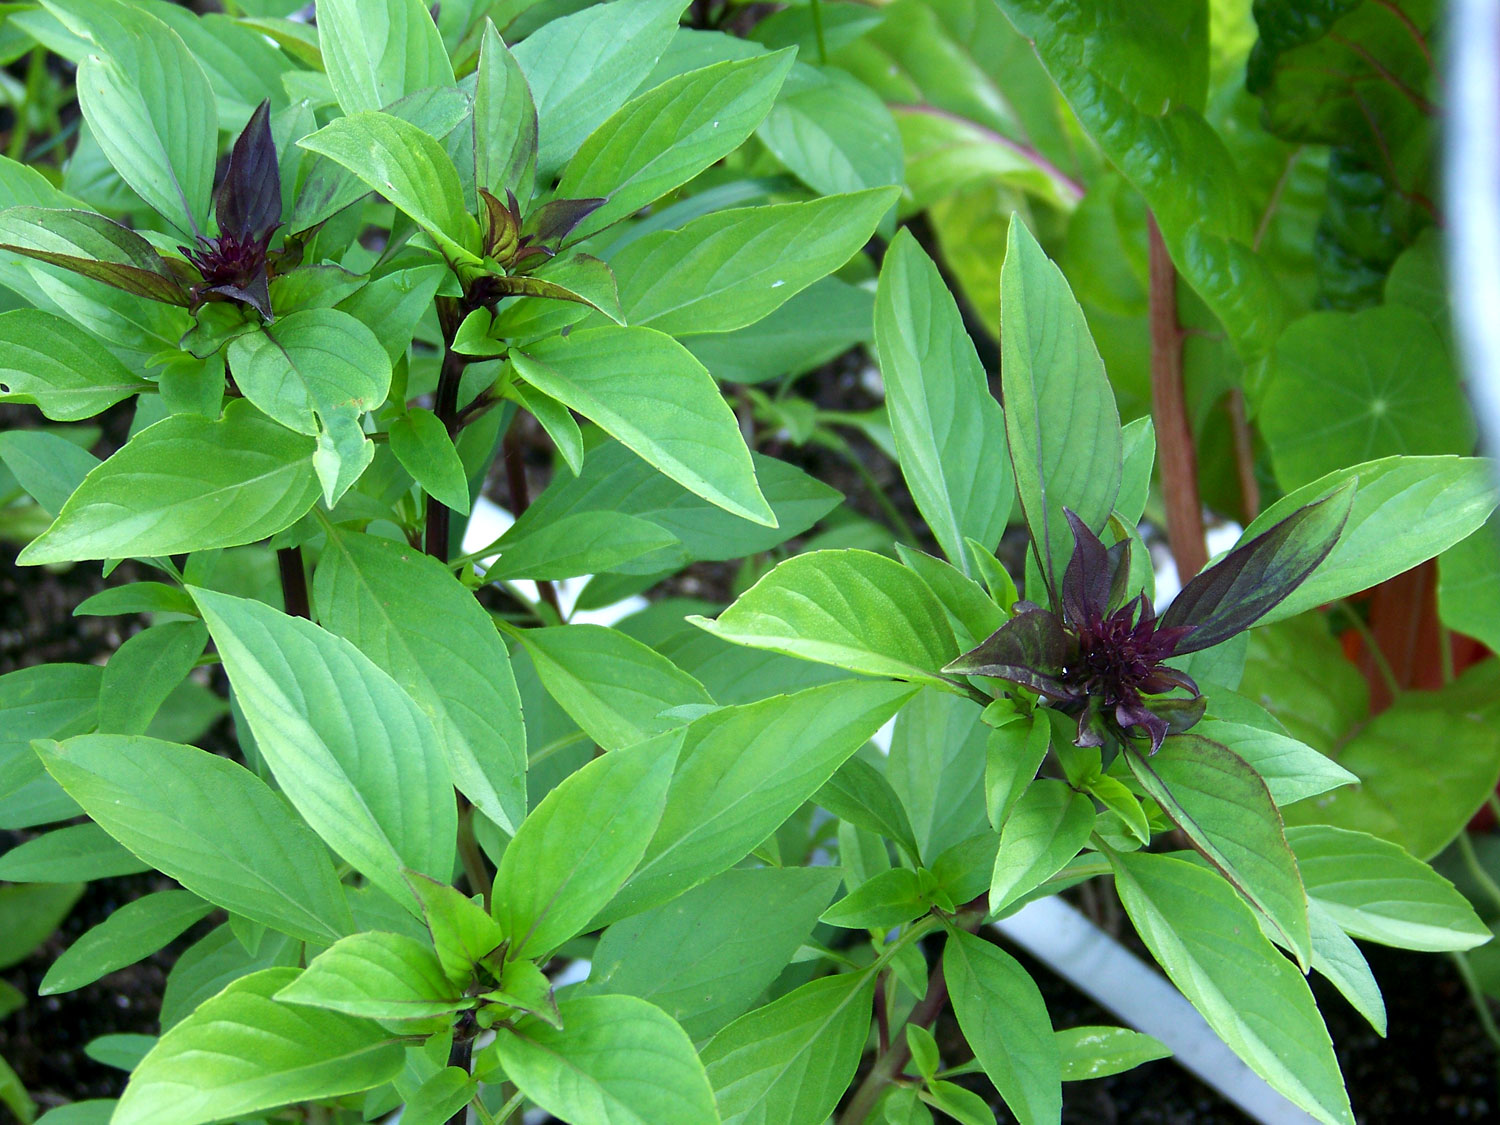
[1457, 830, 1500, 918]
[1451, 951, 1500, 1069]
[1332, 601, 1402, 702]
[838, 962, 948, 1125]
[809, 0, 829, 64]
[814, 431, 920, 544]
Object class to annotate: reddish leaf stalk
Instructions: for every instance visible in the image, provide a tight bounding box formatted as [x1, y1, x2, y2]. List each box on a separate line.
[424, 345, 467, 562]
[1147, 214, 1207, 581]
[276, 546, 310, 619]
[503, 419, 562, 615]
[838, 965, 949, 1125]
[1227, 388, 1261, 522]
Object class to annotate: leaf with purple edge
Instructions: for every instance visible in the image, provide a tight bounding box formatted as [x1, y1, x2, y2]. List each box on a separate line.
[1162, 484, 1353, 653]
[944, 610, 1074, 700]
[0, 206, 188, 306]
[216, 101, 281, 240]
[1128, 733, 1311, 968]
[1061, 509, 1115, 628]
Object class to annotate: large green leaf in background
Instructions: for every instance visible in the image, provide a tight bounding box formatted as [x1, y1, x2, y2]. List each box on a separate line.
[19, 401, 321, 565]
[1247, 0, 1435, 197]
[1259, 307, 1473, 489]
[315, 529, 528, 834]
[512, 326, 774, 526]
[193, 587, 455, 905]
[1000, 215, 1122, 596]
[114, 968, 405, 1125]
[994, 0, 1285, 353]
[38, 735, 353, 944]
[876, 228, 1012, 575]
[514, 0, 690, 178]
[1110, 849, 1354, 1125]
[42, 0, 216, 233]
[1283, 662, 1500, 861]
[317, 0, 454, 115]
[757, 64, 904, 199]
[1440, 517, 1500, 653]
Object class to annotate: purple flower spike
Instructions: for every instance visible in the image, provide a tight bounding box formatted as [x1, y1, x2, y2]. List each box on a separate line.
[945, 490, 1350, 753]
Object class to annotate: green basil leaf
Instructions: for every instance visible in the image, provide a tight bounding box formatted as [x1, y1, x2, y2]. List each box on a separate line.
[585, 866, 840, 1040]
[0, 822, 147, 882]
[604, 680, 915, 921]
[388, 407, 470, 515]
[1288, 825, 1490, 952]
[513, 0, 690, 179]
[1000, 215, 1122, 598]
[702, 972, 875, 1125]
[37, 734, 353, 943]
[0, 308, 148, 420]
[42, 0, 216, 233]
[40, 890, 211, 995]
[690, 550, 958, 686]
[877, 229, 1012, 574]
[193, 586, 456, 905]
[514, 624, 715, 751]
[19, 400, 320, 565]
[989, 779, 1095, 915]
[113, 968, 405, 1125]
[474, 20, 537, 202]
[496, 993, 717, 1125]
[495, 730, 679, 960]
[317, 0, 454, 115]
[314, 528, 528, 835]
[227, 308, 392, 506]
[276, 931, 463, 1020]
[98, 620, 206, 736]
[1244, 456, 1499, 626]
[0, 208, 185, 306]
[1109, 849, 1353, 1125]
[1129, 734, 1310, 967]
[298, 112, 479, 260]
[512, 325, 774, 526]
[557, 51, 797, 241]
[943, 930, 1060, 1125]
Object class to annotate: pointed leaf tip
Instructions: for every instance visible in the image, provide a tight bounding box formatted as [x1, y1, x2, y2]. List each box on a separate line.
[1163, 483, 1354, 652]
[217, 101, 282, 238]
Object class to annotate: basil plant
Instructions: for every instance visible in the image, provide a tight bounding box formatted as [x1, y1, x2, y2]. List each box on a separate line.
[0, 2, 1494, 1125]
